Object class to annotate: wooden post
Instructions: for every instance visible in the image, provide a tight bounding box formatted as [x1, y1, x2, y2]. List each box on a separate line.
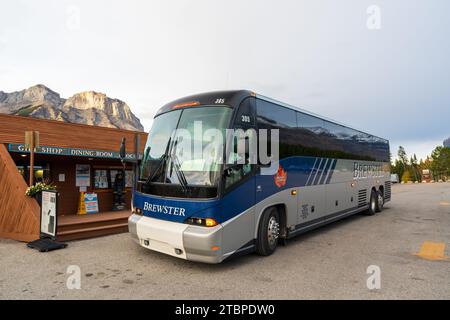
[25, 131, 39, 186]
[29, 132, 34, 186]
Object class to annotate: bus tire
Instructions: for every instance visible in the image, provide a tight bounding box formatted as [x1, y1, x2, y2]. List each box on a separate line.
[365, 189, 378, 216]
[256, 207, 280, 256]
[375, 189, 384, 212]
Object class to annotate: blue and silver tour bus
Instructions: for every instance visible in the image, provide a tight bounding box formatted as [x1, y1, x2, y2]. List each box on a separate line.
[128, 91, 391, 263]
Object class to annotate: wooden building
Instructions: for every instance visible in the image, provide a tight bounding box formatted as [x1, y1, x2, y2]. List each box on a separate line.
[0, 114, 147, 241]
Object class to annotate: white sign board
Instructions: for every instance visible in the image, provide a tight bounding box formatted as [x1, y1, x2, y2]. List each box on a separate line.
[76, 164, 90, 187]
[85, 193, 99, 214]
[41, 191, 57, 238]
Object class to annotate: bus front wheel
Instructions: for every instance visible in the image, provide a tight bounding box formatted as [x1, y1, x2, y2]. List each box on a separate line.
[375, 189, 384, 212]
[256, 207, 280, 256]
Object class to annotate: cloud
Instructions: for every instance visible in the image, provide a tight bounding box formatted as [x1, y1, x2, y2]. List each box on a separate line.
[0, 0, 448, 150]
[391, 138, 446, 161]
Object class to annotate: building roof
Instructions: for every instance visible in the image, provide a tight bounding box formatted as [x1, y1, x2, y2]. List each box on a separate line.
[0, 113, 148, 154]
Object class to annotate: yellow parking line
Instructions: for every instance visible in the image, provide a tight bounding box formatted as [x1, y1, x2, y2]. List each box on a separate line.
[414, 241, 449, 261]
[440, 202, 450, 206]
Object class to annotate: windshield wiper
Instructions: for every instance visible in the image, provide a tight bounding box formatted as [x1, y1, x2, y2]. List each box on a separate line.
[170, 153, 189, 193]
[146, 137, 172, 184]
[169, 139, 189, 193]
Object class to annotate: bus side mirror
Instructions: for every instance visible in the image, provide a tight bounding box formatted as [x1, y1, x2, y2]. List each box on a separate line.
[144, 146, 150, 160]
[119, 137, 126, 161]
[224, 167, 233, 177]
[224, 163, 243, 177]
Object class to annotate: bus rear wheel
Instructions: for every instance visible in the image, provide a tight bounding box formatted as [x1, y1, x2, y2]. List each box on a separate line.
[365, 189, 378, 216]
[256, 207, 280, 256]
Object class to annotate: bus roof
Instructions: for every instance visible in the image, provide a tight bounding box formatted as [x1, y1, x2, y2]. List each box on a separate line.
[155, 90, 253, 116]
[155, 90, 388, 143]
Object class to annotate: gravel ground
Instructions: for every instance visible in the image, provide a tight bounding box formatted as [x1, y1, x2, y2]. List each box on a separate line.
[1, 183, 449, 300]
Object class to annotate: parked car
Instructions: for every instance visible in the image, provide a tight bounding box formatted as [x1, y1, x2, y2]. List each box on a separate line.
[391, 174, 399, 184]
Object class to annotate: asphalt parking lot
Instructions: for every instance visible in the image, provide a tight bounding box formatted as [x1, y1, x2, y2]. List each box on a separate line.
[1, 183, 449, 300]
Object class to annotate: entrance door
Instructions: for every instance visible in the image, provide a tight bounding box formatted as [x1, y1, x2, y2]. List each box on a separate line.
[221, 97, 257, 254]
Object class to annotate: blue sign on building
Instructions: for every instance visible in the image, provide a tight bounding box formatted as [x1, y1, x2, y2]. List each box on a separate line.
[8, 143, 141, 160]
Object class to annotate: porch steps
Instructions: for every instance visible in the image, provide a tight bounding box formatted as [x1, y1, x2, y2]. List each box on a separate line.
[57, 211, 130, 241]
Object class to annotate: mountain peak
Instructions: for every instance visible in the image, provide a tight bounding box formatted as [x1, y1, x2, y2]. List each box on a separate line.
[76, 90, 107, 97]
[23, 84, 61, 105]
[0, 85, 144, 131]
[65, 91, 111, 110]
[29, 84, 53, 91]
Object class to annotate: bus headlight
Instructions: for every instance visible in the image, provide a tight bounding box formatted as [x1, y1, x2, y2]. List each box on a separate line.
[185, 217, 218, 227]
[134, 208, 143, 216]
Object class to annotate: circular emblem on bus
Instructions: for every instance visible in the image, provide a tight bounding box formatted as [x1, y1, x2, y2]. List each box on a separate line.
[274, 165, 287, 188]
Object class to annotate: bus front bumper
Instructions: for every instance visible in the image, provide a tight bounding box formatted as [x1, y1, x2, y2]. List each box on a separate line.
[128, 214, 224, 264]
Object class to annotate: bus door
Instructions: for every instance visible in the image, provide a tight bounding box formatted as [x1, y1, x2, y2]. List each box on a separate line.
[221, 97, 257, 253]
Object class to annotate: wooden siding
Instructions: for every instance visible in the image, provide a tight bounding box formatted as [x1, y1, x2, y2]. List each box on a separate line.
[0, 113, 148, 153]
[0, 144, 40, 242]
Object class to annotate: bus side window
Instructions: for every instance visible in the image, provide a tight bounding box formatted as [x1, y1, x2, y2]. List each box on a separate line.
[256, 99, 297, 161]
[224, 98, 256, 192]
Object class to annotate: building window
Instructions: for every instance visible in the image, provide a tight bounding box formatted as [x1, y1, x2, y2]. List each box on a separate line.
[94, 169, 109, 189]
[111, 169, 134, 188]
[93, 168, 133, 189]
[16, 163, 51, 184]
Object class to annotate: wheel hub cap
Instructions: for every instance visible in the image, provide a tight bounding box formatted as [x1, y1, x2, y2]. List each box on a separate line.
[378, 194, 384, 208]
[267, 217, 280, 247]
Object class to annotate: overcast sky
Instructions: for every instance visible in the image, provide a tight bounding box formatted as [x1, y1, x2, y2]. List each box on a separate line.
[1, 0, 449, 160]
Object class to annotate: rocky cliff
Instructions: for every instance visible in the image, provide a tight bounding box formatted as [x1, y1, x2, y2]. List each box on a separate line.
[0, 84, 144, 131]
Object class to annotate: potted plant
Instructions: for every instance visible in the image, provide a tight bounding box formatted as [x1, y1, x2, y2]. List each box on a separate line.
[25, 179, 57, 206]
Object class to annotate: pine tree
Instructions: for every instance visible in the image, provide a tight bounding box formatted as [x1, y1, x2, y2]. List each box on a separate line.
[398, 146, 408, 165]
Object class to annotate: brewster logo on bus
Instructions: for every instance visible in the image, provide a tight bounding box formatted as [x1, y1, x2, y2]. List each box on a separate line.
[274, 165, 287, 188]
[143, 202, 186, 217]
[353, 162, 384, 179]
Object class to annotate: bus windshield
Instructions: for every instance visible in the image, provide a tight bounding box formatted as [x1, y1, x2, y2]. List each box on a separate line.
[140, 106, 232, 188]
